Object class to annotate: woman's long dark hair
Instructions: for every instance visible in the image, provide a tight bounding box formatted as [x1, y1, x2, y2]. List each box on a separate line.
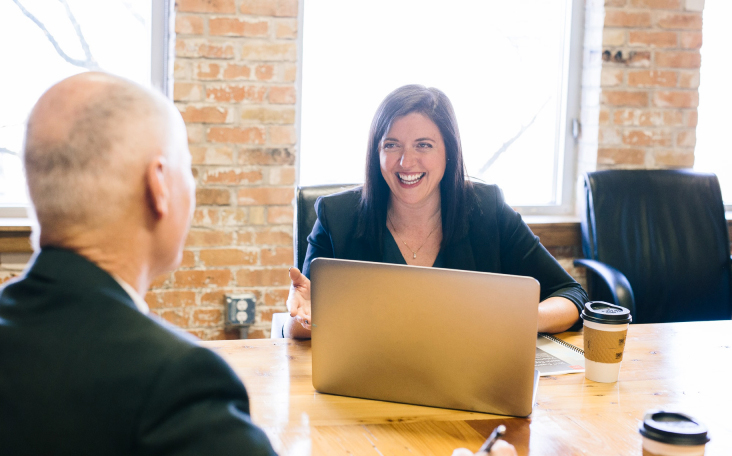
[357, 85, 473, 249]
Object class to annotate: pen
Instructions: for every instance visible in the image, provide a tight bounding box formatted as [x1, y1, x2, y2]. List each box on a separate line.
[478, 424, 506, 453]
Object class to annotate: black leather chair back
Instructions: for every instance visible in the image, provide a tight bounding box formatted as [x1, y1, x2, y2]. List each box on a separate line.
[581, 169, 732, 323]
[295, 184, 359, 271]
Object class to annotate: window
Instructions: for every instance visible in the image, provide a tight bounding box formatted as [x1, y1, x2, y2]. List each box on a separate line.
[693, 2, 732, 207]
[300, 0, 583, 213]
[0, 0, 171, 216]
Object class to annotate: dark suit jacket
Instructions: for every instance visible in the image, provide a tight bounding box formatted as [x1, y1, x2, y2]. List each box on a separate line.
[302, 183, 588, 315]
[0, 248, 276, 456]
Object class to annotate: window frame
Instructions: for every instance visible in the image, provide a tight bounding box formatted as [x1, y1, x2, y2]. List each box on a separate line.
[0, 0, 173, 219]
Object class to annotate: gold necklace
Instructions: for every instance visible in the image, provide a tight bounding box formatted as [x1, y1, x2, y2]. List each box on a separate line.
[387, 213, 440, 259]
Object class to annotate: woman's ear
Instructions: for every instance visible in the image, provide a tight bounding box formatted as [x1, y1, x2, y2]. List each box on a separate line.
[145, 156, 169, 219]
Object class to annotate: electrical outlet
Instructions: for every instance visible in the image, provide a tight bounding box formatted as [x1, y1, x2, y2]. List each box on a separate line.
[225, 293, 256, 327]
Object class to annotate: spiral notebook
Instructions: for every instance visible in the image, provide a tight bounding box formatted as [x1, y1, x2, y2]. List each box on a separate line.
[535, 334, 585, 376]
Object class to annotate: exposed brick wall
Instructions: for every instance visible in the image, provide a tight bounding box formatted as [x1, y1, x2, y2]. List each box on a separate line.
[596, 0, 704, 168]
[146, 0, 299, 339]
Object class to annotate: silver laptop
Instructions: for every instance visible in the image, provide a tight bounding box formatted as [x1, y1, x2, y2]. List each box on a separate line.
[310, 258, 540, 417]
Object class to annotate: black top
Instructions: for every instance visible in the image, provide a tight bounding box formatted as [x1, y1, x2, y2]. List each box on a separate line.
[302, 183, 588, 318]
[0, 248, 276, 456]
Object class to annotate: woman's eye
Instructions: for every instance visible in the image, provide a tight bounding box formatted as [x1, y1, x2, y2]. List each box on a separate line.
[417, 142, 433, 149]
[383, 143, 398, 150]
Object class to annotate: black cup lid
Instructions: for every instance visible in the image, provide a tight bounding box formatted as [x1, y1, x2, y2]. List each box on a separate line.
[580, 301, 632, 324]
[639, 410, 710, 446]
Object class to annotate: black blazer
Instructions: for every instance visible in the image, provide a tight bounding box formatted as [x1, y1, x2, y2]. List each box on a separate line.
[303, 183, 588, 315]
[0, 248, 276, 456]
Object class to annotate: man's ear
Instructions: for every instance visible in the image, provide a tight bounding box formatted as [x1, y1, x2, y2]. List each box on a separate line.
[146, 156, 169, 219]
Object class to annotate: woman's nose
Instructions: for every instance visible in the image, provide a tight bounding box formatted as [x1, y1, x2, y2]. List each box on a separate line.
[399, 147, 417, 168]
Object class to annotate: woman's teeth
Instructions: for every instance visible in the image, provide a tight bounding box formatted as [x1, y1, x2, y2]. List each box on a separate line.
[398, 173, 425, 185]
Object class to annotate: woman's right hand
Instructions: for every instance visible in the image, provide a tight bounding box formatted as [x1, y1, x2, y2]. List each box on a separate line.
[286, 267, 312, 331]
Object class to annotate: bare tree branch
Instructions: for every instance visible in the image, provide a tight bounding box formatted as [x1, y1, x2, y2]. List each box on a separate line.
[0, 148, 20, 157]
[11, 0, 100, 70]
[121, 0, 146, 26]
[477, 97, 551, 175]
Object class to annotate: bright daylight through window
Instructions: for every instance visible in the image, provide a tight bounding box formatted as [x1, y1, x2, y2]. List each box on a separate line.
[300, 0, 581, 211]
[693, 1, 732, 205]
[0, 0, 158, 213]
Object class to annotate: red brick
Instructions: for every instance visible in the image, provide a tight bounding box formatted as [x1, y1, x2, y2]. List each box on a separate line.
[173, 83, 203, 101]
[240, 0, 298, 17]
[253, 227, 292, 246]
[176, 15, 204, 35]
[241, 107, 295, 124]
[200, 248, 258, 266]
[238, 148, 295, 166]
[238, 187, 294, 206]
[246, 329, 266, 339]
[604, 10, 652, 27]
[629, 0, 680, 7]
[193, 208, 218, 225]
[676, 130, 696, 147]
[598, 127, 622, 145]
[185, 229, 235, 247]
[179, 105, 230, 123]
[192, 308, 224, 326]
[603, 29, 625, 46]
[627, 31, 677, 48]
[255, 64, 275, 80]
[206, 84, 267, 102]
[656, 51, 701, 68]
[181, 250, 196, 268]
[597, 148, 646, 166]
[195, 188, 231, 205]
[236, 267, 290, 287]
[146, 290, 197, 309]
[176, 39, 235, 59]
[654, 150, 694, 167]
[261, 247, 294, 265]
[177, 0, 236, 13]
[263, 289, 289, 306]
[149, 272, 172, 289]
[275, 19, 298, 39]
[268, 166, 296, 185]
[248, 206, 266, 225]
[678, 71, 699, 88]
[201, 168, 263, 185]
[680, 32, 702, 49]
[686, 110, 698, 127]
[237, 230, 255, 245]
[258, 308, 278, 323]
[187, 124, 204, 143]
[207, 126, 266, 144]
[219, 208, 249, 226]
[241, 43, 297, 61]
[174, 61, 189, 80]
[269, 86, 296, 104]
[210, 18, 269, 37]
[601, 90, 648, 107]
[194, 63, 221, 80]
[622, 129, 672, 147]
[605, 0, 627, 5]
[223, 64, 252, 80]
[190, 145, 234, 165]
[601, 68, 623, 87]
[627, 70, 677, 88]
[201, 290, 227, 306]
[174, 269, 232, 287]
[653, 91, 698, 108]
[657, 12, 702, 30]
[267, 206, 294, 224]
[158, 309, 191, 327]
[599, 108, 611, 125]
[269, 126, 296, 144]
[283, 64, 297, 82]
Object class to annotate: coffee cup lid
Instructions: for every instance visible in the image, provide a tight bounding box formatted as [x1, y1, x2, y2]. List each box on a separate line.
[580, 301, 632, 324]
[639, 410, 710, 446]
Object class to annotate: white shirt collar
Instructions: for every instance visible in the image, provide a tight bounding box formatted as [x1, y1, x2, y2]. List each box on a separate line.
[111, 274, 150, 315]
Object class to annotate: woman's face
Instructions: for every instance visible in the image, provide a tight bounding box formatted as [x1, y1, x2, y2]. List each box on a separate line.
[379, 112, 447, 209]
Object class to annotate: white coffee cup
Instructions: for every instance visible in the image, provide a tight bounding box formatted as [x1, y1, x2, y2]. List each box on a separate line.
[580, 301, 632, 383]
[639, 410, 710, 455]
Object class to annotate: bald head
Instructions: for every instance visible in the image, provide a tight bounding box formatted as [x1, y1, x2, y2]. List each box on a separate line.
[23, 72, 188, 241]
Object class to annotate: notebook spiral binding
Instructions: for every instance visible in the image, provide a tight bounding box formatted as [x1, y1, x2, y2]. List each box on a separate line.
[539, 333, 584, 355]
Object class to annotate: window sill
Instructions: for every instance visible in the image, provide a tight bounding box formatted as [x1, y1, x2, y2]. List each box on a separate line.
[0, 219, 33, 253]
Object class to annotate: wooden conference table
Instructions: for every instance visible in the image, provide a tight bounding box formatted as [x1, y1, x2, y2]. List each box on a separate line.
[201, 321, 732, 455]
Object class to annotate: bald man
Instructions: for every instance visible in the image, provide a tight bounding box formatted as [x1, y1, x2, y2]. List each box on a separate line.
[0, 73, 276, 455]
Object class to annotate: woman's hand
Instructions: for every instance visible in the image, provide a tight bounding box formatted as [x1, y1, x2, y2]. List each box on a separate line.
[286, 267, 312, 332]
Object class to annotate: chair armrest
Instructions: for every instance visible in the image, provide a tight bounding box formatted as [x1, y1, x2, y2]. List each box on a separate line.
[270, 312, 289, 339]
[573, 258, 636, 316]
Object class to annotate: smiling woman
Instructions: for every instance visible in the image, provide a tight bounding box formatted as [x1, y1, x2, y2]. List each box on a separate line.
[284, 85, 589, 339]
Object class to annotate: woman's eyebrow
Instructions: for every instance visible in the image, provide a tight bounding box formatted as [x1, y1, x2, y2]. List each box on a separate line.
[382, 137, 399, 142]
[414, 137, 435, 142]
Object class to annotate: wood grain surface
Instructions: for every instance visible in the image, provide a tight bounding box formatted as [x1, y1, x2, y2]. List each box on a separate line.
[202, 321, 732, 455]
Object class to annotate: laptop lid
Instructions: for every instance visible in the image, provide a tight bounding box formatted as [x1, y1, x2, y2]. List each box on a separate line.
[310, 258, 540, 417]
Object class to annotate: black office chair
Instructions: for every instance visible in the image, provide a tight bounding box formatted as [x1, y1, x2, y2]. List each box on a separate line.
[574, 169, 732, 324]
[293, 184, 359, 271]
